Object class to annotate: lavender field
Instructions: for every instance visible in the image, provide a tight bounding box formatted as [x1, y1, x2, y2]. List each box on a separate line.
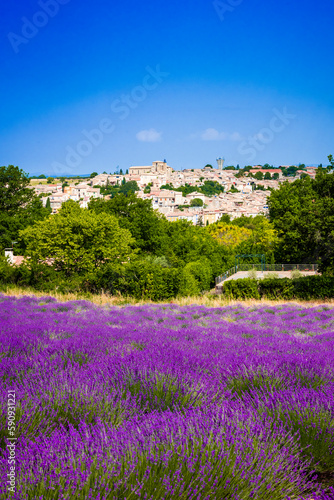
[1, 294, 334, 500]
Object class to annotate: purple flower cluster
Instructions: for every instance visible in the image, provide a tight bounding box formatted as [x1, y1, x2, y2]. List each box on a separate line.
[0, 295, 334, 499]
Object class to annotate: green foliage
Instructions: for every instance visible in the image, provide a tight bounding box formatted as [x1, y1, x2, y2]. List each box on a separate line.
[174, 183, 198, 196]
[183, 259, 212, 292]
[20, 200, 135, 276]
[222, 275, 334, 300]
[258, 278, 295, 300]
[0, 197, 51, 253]
[45, 197, 52, 214]
[86, 260, 181, 300]
[265, 272, 280, 279]
[268, 168, 334, 273]
[0, 165, 35, 215]
[207, 215, 277, 265]
[170, 181, 224, 198]
[89, 194, 168, 254]
[178, 267, 201, 296]
[200, 180, 224, 196]
[247, 268, 257, 279]
[223, 278, 260, 299]
[119, 180, 139, 196]
[90, 172, 98, 178]
[165, 220, 229, 280]
[253, 171, 264, 180]
[290, 269, 302, 279]
[281, 166, 299, 177]
[190, 198, 203, 207]
[208, 222, 252, 249]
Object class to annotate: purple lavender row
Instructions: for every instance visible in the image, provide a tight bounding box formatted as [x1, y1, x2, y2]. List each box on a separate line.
[0, 294, 333, 499]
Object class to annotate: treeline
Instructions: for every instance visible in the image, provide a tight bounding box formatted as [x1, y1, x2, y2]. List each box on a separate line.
[0, 161, 334, 299]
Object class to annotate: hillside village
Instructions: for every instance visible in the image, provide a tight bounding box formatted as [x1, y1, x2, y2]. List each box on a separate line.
[31, 161, 318, 224]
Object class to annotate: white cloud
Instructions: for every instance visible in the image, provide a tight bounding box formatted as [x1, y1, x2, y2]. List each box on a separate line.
[200, 128, 242, 141]
[136, 128, 162, 142]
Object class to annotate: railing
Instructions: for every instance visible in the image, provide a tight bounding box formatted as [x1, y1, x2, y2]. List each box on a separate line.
[215, 264, 318, 286]
[215, 266, 238, 285]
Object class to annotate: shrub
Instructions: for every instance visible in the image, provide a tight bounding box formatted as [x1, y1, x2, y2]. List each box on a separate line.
[223, 275, 334, 300]
[291, 269, 302, 279]
[264, 272, 280, 279]
[183, 259, 212, 292]
[247, 268, 257, 279]
[223, 278, 260, 299]
[259, 278, 294, 300]
[178, 267, 200, 297]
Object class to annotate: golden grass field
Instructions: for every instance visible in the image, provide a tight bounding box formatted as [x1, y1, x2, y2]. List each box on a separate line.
[2, 284, 334, 309]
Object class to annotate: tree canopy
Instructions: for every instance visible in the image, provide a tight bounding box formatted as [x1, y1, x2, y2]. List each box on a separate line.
[89, 193, 168, 254]
[268, 164, 334, 273]
[0, 165, 50, 251]
[0, 165, 35, 214]
[20, 200, 135, 276]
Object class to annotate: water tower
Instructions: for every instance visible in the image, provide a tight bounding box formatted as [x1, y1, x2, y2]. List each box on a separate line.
[216, 157, 225, 170]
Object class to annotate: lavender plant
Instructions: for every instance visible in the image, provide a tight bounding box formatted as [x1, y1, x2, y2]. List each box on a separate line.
[0, 295, 334, 499]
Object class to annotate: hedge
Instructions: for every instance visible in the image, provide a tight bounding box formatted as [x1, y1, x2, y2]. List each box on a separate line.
[222, 275, 334, 300]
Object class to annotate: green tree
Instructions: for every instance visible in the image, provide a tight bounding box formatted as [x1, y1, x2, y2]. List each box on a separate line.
[268, 169, 334, 272]
[207, 222, 252, 250]
[89, 194, 168, 254]
[20, 200, 135, 276]
[273, 173, 279, 180]
[46, 177, 54, 184]
[196, 215, 204, 226]
[190, 198, 204, 207]
[0, 165, 35, 214]
[160, 183, 174, 190]
[174, 184, 197, 196]
[200, 180, 224, 196]
[264, 172, 272, 180]
[45, 197, 52, 214]
[0, 165, 50, 251]
[232, 215, 278, 261]
[254, 171, 264, 180]
[119, 180, 139, 196]
[164, 220, 229, 278]
[90, 172, 98, 178]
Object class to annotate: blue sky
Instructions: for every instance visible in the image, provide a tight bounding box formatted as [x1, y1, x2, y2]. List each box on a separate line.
[0, 0, 333, 175]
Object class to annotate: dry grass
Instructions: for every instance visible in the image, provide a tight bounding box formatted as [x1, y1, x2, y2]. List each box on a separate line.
[1, 284, 334, 309]
[29, 179, 49, 185]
